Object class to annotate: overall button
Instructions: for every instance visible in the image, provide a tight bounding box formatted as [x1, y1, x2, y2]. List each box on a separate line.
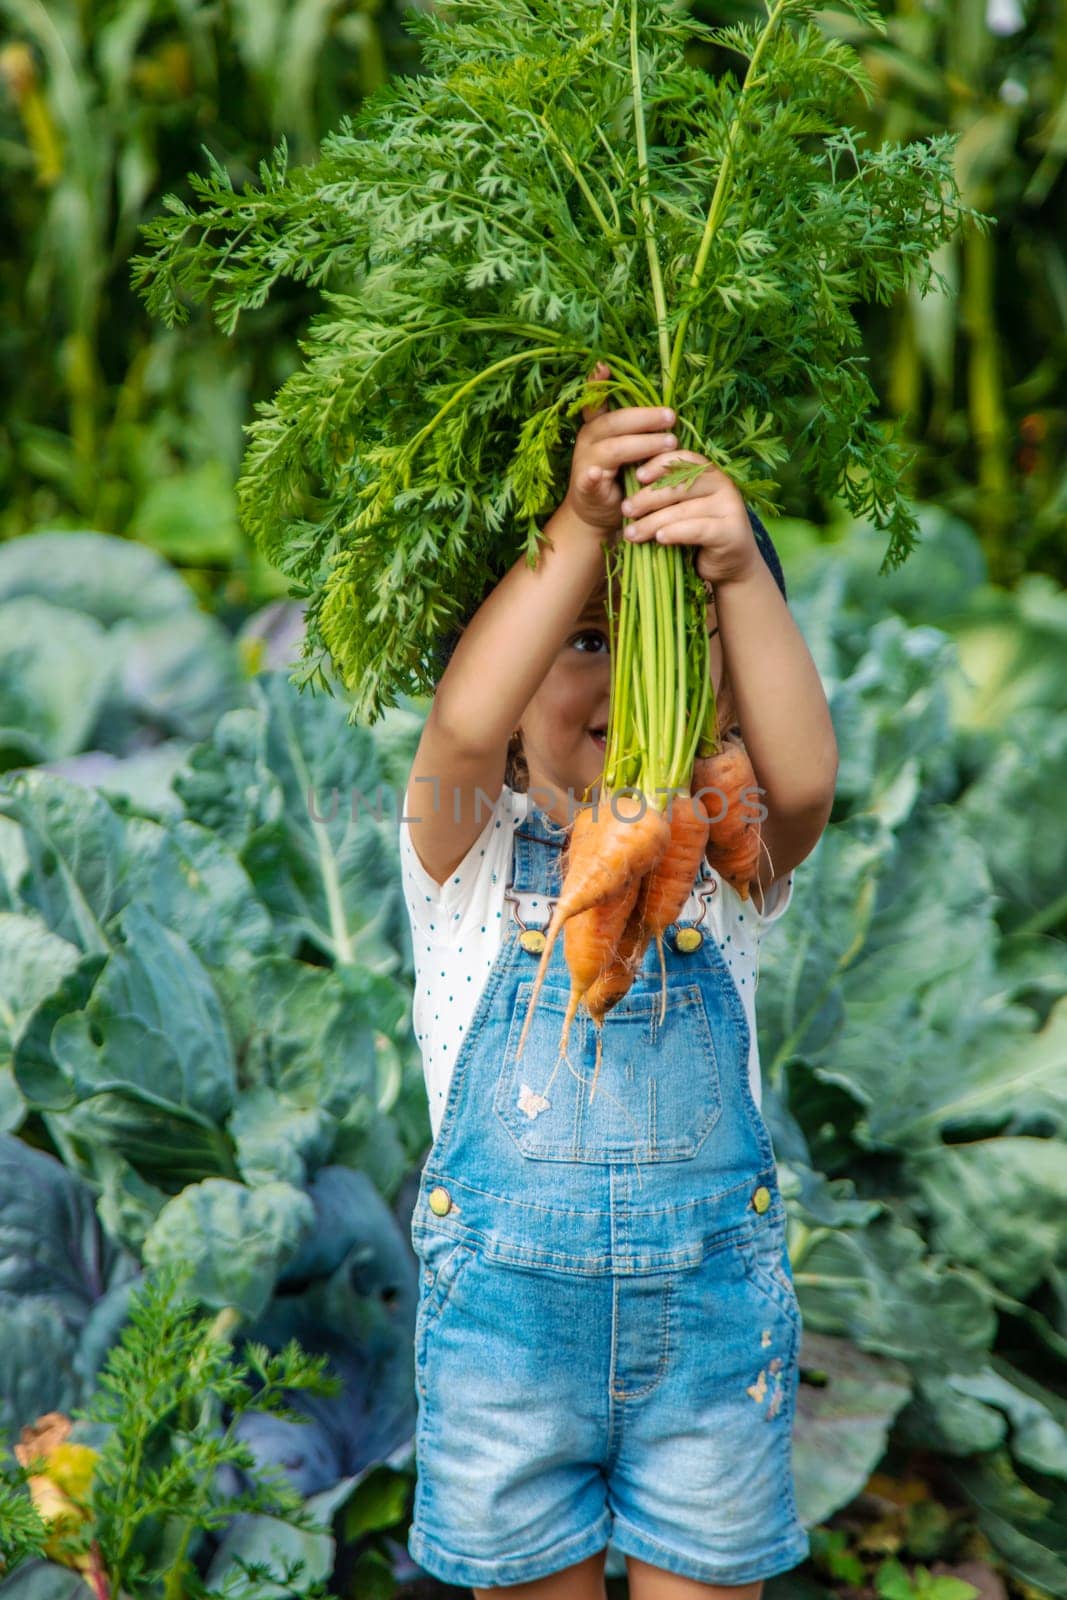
[752, 1185, 772, 1213]
[675, 927, 704, 953]
[428, 1186, 452, 1216]
[519, 928, 547, 953]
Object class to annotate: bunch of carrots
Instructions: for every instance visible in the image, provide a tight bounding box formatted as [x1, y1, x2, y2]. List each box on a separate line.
[511, 0, 783, 1091]
[515, 375, 772, 1101]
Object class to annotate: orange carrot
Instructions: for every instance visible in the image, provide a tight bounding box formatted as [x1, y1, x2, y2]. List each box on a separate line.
[692, 737, 763, 900]
[631, 790, 711, 1022]
[556, 875, 640, 1086]
[585, 893, 646, 1027]
[583, 889, 647, 1103]
[514, 794, 671, 1062]
[581, 791, 710, 1021]
[567, 792, 711, 1101]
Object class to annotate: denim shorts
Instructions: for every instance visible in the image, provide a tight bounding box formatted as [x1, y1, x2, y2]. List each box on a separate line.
[409, 1208, 808, 1589]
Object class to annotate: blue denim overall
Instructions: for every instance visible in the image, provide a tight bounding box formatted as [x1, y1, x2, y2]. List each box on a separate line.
[408, 798, 810, 1589]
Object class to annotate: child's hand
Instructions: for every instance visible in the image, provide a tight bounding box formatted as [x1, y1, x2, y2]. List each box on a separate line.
[562, 361, 680, 535]
[619, 445, 762, 588]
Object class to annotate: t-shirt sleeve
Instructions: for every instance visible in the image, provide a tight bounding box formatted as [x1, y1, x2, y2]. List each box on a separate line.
[749, 868, 795, 928]
[399, 779, 523, 943]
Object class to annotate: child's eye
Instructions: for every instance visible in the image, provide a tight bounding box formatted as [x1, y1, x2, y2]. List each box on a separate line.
[571, 629, 608, 654]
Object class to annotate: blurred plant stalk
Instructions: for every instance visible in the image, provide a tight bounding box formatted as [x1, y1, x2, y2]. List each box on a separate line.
[691, 0, 1064, 583]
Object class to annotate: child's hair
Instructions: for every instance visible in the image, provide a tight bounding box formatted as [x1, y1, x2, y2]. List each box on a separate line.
[432, 507, 787, 792]
[505, 729, 530, 792]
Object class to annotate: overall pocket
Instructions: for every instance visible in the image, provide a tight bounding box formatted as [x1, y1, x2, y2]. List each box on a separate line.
[737, 1218, 802, 1333]
[413, 1232, 478, 1401]
[493, 980, 723, 1162]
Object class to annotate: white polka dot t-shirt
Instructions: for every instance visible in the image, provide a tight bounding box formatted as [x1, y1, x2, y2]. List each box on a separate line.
[399, 781, 794, 1141]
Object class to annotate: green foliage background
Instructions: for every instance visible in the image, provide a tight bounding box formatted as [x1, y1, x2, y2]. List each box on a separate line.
[692, 0, 1067, 588]
[0, 0, 429, 605]
[1, 0, 1064, 593]
[2, 513, 1064, 1599]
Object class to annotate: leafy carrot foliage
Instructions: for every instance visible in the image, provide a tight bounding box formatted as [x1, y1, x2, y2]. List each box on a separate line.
[133, 0, 991, 722]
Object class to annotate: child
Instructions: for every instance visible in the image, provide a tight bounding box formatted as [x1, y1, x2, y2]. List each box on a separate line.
[399, 363, 838, 1599]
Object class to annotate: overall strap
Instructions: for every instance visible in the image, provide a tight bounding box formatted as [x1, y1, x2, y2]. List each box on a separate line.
[508, 799, 566, 902]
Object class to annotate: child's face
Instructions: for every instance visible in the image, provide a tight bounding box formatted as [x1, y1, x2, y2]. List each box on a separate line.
[519, 581, 724, 821]
[519, 582, 613, 816]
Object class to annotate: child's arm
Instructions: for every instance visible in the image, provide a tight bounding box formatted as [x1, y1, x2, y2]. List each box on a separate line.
[617, 440, 837, 903]
[406, 374, 678, 887]
[711, 564, 838, 904]
[405, 501, 606, 886]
